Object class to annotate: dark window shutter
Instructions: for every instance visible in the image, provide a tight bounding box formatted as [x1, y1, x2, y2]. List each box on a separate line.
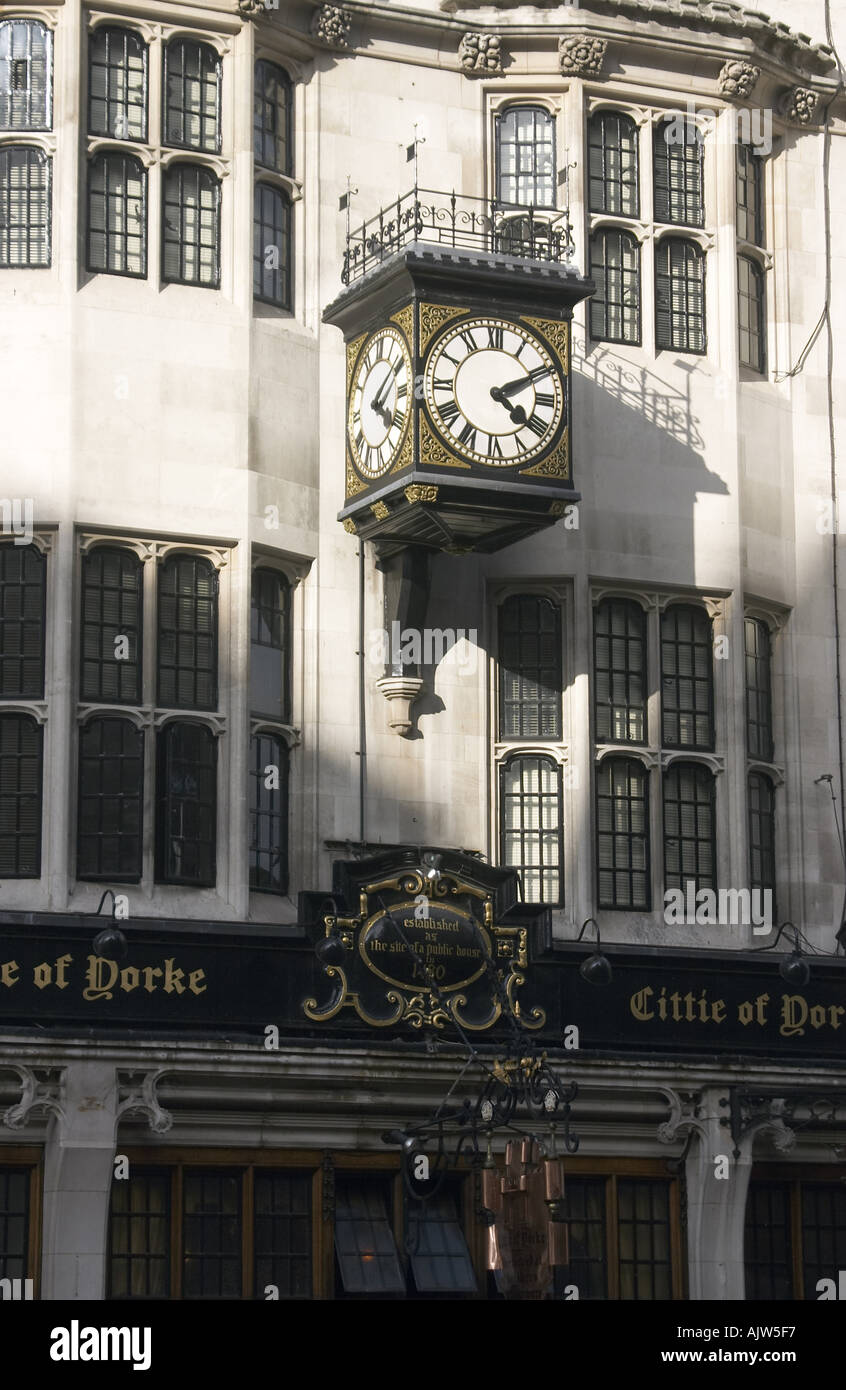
[77, 716, 144, 881]
[0, 712, 42, 876]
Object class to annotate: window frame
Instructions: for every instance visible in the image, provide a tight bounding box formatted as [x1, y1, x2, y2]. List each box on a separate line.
[596, 755, 651, 912]
[79, 544, 143, 705]
[660, 603, 714, 751]
[77, 714, 144, 884]
[499, 752, 564, 908]
[588, 109, 640, 218]
[154, 719, 217, 888]
[655, 237, 706, 355]
[745, 1168, 846, 1301]
[662, 759, 717, 897]
[593, 596, 647, 744]
[253, 180, 292, 310]
[588, 226, 642, 345]
[156, 551, 219, 712]
[735, 140, 763, 247]
[162, 161, 221, 289]
[0, 1149, 42, 1296]
[494, 104, 557, 209]
[254, 59, 292, 176]
[737, 253, 766, 375]
[0, 19, 52, 133]
[162, 37, 222, 156]
[747, 770, 776, 917]
[652, 116, 704, 229]
[0, 143, 51, 269]
[0, 710, 43, 878]
[249, 728, 289, 896]
[0, 541, 46, 699]
[87, 25, 148, 144]
[86, 150, 148, 279]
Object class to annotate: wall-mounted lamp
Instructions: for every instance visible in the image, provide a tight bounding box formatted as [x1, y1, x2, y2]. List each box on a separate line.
[753, 920, 811, 986]
[576, 917, 613, 986]
[91, 889, 128, 960]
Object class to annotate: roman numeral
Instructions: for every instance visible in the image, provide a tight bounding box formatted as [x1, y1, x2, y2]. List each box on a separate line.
[394, 409, 406, 430]
[354, 429, 364, 451]
[458, 421, 477, 451]
[535, 392, 555, 409]
[486, 325, 504, 349]
[458, 329, 478, 352]
[439, 399, 460, 426]
[525, 412, 547, 438]
[352, 410, 361, 427]
[433, 377, 453, 392]
[486, 435, 504, 460]
[441, 349, 461, 367]
[528, 365, 551, 384]
[396, 382, 407, 399]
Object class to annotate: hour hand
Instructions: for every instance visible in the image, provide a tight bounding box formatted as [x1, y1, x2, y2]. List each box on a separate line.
[490, 386, 527, 426]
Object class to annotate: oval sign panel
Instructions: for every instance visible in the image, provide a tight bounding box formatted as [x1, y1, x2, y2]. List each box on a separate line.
[360, 901, 490, 993]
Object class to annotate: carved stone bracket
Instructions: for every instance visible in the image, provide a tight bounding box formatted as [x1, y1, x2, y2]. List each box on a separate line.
[376, 675, 424, 737]
[718, 60, 760, 99]
[2, 1066, 63, 1131]
[657, 1087, 704, 1145]
[779, 86, 819, 126]
[238, 0, 268, 15]
[117, 1070, 173, 1135]
[719, 1091, 797, 1159]
[558, 35, 607, 79]
[459, 32, 502, 75]
[310, 4, 352, 49]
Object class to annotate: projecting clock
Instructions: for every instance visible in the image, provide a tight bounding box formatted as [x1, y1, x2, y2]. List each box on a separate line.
[347, 325, 412, 479]
[423, 315, 565, 467]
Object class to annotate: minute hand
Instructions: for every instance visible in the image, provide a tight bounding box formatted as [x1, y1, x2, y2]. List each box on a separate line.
[495, 371, 547, 399]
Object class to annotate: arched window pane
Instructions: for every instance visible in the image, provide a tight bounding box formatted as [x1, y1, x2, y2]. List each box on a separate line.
[249, 731, 288, 894]
[736, 141, 763, 245]
[498, 594, 561, 739]
[87, 152, 146, 277]
[163, 164, 220, 287]
[500, 754, 562, 905]
[653, 118, 704, 227]
[738, 255, 765, 373]
[254, 61, 291, 174]
[0, 542, 45, 697]
[744, 617, 773, 761]
[655, 238, 705, 353]
[0, 20, 51, 131]
[597, 757, 650, 909]
[0, 145, 51, 268]
[496, 106, 555, 207]
[254, 182, 291, 307]
[80, 547, 142, 703]
[164, 40, 220, 152]
[589, 229, 640, 344]
[88, 27, 147, 141]
[588, 111, 639, 216]
[157, 555, 218, 710]
[155, 721, 217, 885]
[594, 598, 646, 742]
[77, 717, 144, 881]
[660, 605, 713, 749]
[250, 569, 290, 721]
[748, 772, 775, 914]
[663, 761, 716, 896]
[0, 712, 42, 877]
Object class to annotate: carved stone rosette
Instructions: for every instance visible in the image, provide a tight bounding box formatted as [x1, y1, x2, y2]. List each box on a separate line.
[310, 4, 352, 49]
[237, 0, 267, 17]
[558, 34, 607, 79]
[718, 60, 760, 100]
[779, 86, 819, 126]
[459, 32, 503, 75]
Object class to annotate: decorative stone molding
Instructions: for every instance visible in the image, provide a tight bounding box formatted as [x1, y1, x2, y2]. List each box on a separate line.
[0, 701, 48, 726]
[117, 1070, 173, 1136]
[748, 759, 785, 788]
[250, 718, 301, 749]
[459, 32, 502, 75]
[238, 0, 268, 15]
[558, 35, 607, 79]
[2, 1066, 63, 1130]
[718, 60, 760, 99]
[77, 704, 152, 731]
[660, 750, 726, 777]
[310, 4, 351, 49]
[595, 744, 660, 770]
[496, 742, 569, 766]
[153, 709, 227, 736]
[719, 1091, 797, 1158]
[657, 1087, 703, 1144]
[376, 675, 424, 737]
[779, 86, 819, 126]
[591, 586, 657, 613]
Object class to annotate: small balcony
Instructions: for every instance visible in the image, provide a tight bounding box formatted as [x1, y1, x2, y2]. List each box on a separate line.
[341, 187, 575, 285]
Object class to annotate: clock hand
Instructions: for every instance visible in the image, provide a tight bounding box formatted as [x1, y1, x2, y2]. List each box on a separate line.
[371, 365, 396, 412]
[495, 372, 545, 399]
[490, 386, 528, 426]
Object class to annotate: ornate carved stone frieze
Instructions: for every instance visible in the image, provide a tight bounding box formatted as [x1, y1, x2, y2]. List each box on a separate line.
[310, 4, 352, 49]
[459, 32, 503, 75]
[2, 1066, 63, 1130]
[116, 1070, 173, 1136]
[718, 60, 760, 99]
[558, 34, 607, 78]
[779, 86, 819, 125]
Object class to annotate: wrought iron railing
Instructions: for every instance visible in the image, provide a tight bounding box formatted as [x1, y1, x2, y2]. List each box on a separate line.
[341, 187, 575, 285]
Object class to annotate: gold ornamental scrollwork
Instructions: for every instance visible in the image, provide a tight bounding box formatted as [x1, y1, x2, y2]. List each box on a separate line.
[345, 453, 367, 497]
[404, 484, 439, 504]
[390, 427, 413, 475]
[342, 518, 358, 535]
[520, 434, 569, 481]
[420, 413, 471, 470]
[520, 314, 569, 369]
[419, 303, 468, 353]
[389, 302, 415, 346]
[345, 332, 367, 393]
[371, 501, 389, 520]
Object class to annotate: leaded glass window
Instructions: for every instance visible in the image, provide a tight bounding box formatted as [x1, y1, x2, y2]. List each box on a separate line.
[80, 546, 142, 704]
[157, 554, 218, 710]
[500, 754, 562, 906]
[618, 1180, 672, 1300]
[655, 238, 706, 353]
[88, 27, 147, 141]
[77, 717, 143, 882]
[163, 40, 221, 153]
[0, 145, 50, 268]
[0, 20, 51, 131]
[249, 731, 288, 895]
[748, 772, 775, 911]
[0, 1168, 31, 1281]
[496, 106, 555, 207]
[155, 721, 217, 886]
[745, 617, 773, 761]
[588, 110, 639, 216]
[738, 255, 765, 373]
[109, 1170, 170, 1299]
[597, 757, 650, 910]
[0, 543, 45, 698]
[653, 118, 704, 227]
[253, 183, 291, 308]
[498, 594, 562, 740]
[163, 164, 220, 288]
[660, 605, 713, 749]
[183, 1170, 241, 1299]
[250, 568, 290, 721]
[0, 712, 42, 877]
[87, 152, 146, 277]
[254, 61, 291, 174]
[736, 141, 763, 246]
[663, 761, 716, 896]
[589, 228, 640, 344]
[594, 598, 646, 742]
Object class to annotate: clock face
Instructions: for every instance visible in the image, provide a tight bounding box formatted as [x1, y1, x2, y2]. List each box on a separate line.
[348, 327, 412, 479]
[423, 316, 565, 466]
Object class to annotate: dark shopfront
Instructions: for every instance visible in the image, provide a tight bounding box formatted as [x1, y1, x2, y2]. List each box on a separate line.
[1, 851, 845, 1301]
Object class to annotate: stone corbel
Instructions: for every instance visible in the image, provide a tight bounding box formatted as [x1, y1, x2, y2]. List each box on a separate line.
[376, 675, 424, 737]
[719, 1091, 797, 1159]
[117, 1070, 173, 1136]
[661, 750, 725, 776]
[459, 32, 503, 75]
[310, 5, 352, 49]
[558, 35, 607, 79]
[718, 60, 760, 100]
[657, 1086, 704, 1145]
[779, 87, 819, 126]
[594, 744, 659, 770]
[2, 1066, 63, 1131]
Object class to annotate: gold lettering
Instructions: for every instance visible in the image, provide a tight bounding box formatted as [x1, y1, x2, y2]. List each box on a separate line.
[120, 966, 140, 993]
[780, 993, 807, 1037]
[163, 958, 185, 994]
[830, 1005, 845, 1029]
[630, 987, 654, 1021]
[142, 966, 163, 993]
[84, 954, 118, 1001]
[1, 960, 19, 988]
[55, 954, 72, 989]
[189, 969, 206, 995]
[33, 961, 52, 989]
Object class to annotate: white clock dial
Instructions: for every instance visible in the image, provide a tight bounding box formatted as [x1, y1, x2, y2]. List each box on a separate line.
[424, 316, 564, 465]
[348, 327, 412, 479]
